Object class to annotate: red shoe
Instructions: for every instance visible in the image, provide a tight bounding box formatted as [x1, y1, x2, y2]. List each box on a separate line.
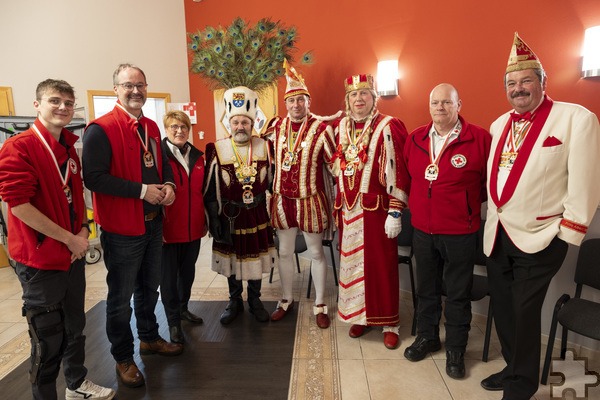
[349, 324, 368, 338]
[271, 300, 294, 321]
[314, 304, 330, 329]
[384, 332, 399, 349]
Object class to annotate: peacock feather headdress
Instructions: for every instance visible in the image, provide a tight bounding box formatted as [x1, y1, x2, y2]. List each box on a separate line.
[188, 17, 313, 93]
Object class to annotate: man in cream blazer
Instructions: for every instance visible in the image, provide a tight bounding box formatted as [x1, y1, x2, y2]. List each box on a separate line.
[481, 33, 600, 400]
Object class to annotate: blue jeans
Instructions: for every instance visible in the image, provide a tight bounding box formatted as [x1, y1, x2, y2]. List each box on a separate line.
[101, 217, 163, 362]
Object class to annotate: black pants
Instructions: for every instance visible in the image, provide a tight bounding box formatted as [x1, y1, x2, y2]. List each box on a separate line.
[160, 239, 201, 326]
[487, 226, 567, 400]
[412, 229, 476, 352]
[227, 275, 262, 302]
[15, 259, 87, 400]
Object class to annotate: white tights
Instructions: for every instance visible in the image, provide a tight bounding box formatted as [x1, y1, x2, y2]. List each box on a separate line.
[277, 228, 328, 306]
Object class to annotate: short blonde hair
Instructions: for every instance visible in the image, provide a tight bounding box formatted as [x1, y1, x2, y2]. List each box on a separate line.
[163, 110, 192, 131]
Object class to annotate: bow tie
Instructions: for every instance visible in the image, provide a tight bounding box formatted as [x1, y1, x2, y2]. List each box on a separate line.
[510, 111, 533, 122]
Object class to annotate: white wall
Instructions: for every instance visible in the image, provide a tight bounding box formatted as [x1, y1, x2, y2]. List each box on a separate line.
[0, 0, 190, 119]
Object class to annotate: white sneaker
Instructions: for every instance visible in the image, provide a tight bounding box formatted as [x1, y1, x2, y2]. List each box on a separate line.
[66, 379, 116, 400]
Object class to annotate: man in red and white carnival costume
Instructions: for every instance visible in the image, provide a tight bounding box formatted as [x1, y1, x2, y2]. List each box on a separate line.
[332, 74, 410, 349]
[481, 33, 600, 399]
[264, 60, 336, 329]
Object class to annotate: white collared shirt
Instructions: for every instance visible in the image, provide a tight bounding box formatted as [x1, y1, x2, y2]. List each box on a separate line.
[166, 140, 190, 176]
[428, 120, 461, 158]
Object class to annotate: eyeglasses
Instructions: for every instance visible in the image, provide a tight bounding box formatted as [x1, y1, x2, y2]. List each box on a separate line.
[117, 83, 148, 91]
[169, 124, 189, 132]
[42, 97, 76, 110]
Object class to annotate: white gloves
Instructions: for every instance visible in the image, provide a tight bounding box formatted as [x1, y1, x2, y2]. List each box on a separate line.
[384, 214, 402, 238]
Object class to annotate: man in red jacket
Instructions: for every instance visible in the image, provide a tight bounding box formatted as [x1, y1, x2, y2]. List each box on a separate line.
[83, 64, 181, 389]
[160, 110, 207, 344]
[403, 83, 491, 379]
[0, 79, 114, 399]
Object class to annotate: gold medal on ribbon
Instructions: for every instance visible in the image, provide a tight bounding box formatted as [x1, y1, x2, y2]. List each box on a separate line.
[241, 165, 250, 177]
[242, 187, 254, 204]
[287, 151, 296, 165]
[425, 163, 439, 181]
[500, 152, 518, 168]
[344, 164, 355, 176]
[282, 152, 292, 171]
[345, 144, 359, 161]
[143, 151, 155, 168]
[63, 185, 72, 204]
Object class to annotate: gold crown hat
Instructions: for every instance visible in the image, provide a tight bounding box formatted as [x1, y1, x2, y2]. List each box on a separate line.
[283, 59, 310, 100]
[223, 86, 259, 122]
[344, 74, 375, 93]
[506, 32, 543, 73]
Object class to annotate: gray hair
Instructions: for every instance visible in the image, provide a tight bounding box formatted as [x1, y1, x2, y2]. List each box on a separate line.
[113, 63, 147, 85]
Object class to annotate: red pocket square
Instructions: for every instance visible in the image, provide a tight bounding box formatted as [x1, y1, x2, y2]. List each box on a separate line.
[542, 136, 562, 147]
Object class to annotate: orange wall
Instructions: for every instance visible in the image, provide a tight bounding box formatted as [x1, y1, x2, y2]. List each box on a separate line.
[184, 0, 600, 149]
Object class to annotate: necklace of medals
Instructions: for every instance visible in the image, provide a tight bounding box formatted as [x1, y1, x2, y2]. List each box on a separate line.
[425, 128, 456, 182]
[501, 120, 532, 169]
[231, 138, 258, 204]
[282, 118, 307, 172]
[33, 124, 76, 204]
[343, 118, 372, 177]
[510, 119, 532, 152]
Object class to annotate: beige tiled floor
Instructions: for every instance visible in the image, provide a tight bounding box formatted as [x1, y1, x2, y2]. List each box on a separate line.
[0, 239, 598, 399]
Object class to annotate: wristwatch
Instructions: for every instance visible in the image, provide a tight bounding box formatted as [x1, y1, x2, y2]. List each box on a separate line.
[388, 211, 402, 218]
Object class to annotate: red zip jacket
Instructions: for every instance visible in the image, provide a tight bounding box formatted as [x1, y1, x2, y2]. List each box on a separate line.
[161, 139, 207, 243]
[0, 120, 85, 270]
[404, 115, 491, 235]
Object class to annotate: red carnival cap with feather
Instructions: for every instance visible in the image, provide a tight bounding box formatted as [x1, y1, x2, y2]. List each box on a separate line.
[283, 59, 310, 100]
[344, 74, 375, 93]
[506, 32, 543, 74]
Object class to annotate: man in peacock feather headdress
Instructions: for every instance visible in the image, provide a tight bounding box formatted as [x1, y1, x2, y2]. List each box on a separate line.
[203, 86, 277, 325]
[263, 60, 336, 329]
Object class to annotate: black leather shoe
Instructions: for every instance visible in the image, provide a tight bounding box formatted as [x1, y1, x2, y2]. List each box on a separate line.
[169, 325, 184, 344]
[446, 350, 465, 379]
[403, 336, 442, 361]
[481, 371, 504, 391]
[181, 309, 204, 324]
[248, 297, 270, 322]
[220, 298, 243, 325]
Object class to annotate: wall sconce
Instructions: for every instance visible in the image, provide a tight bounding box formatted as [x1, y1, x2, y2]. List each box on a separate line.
[377, 60, 399, 96]
[582, 26, 600, 78]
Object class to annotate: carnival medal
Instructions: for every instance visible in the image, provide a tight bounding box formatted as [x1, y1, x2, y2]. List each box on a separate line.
[425, 164, 439, 181]
[143, 151, 155, 168]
